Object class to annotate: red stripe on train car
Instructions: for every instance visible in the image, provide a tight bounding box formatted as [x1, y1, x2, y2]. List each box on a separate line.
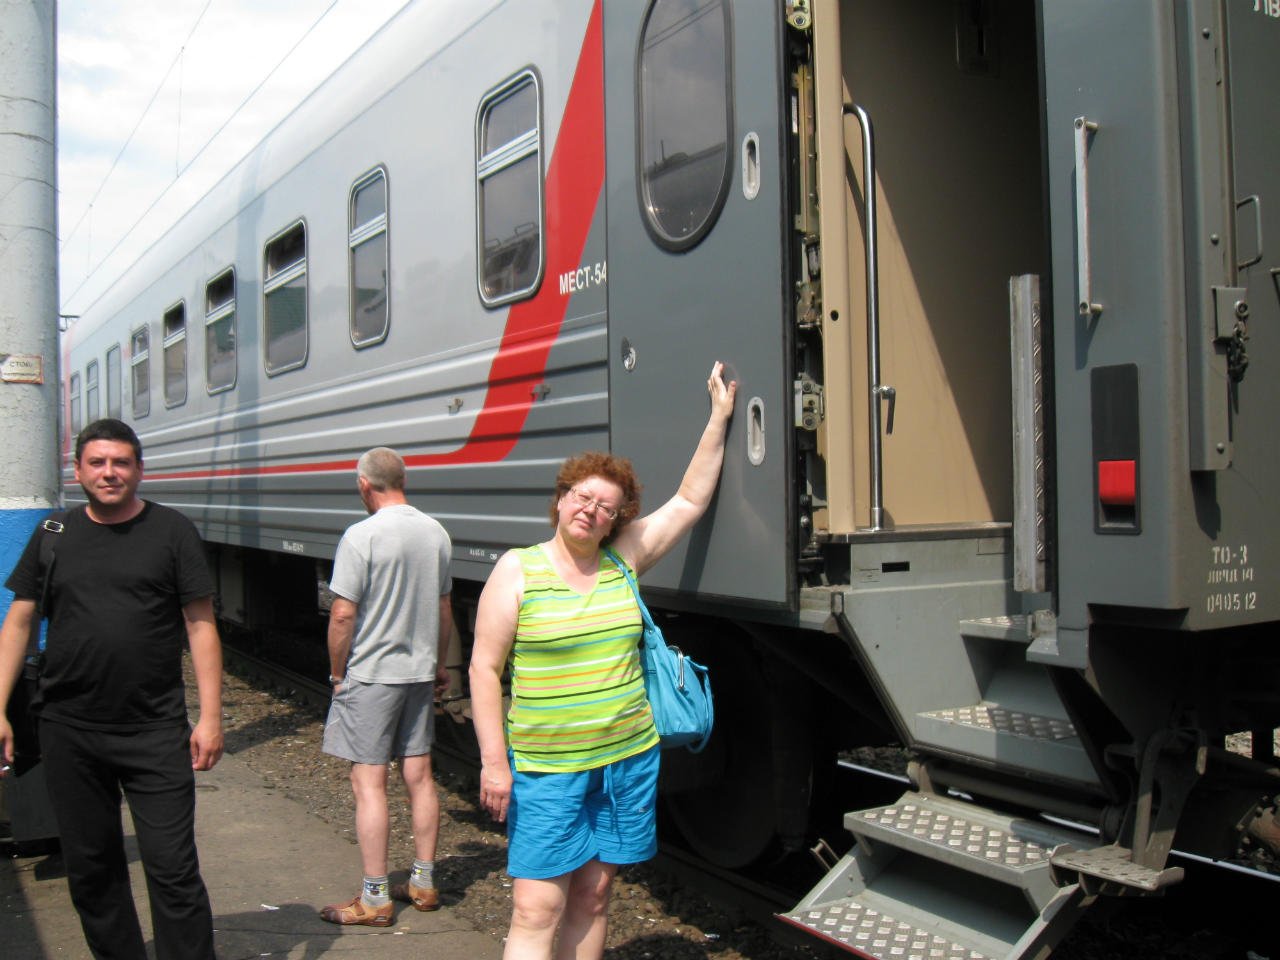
[146, 0, 605, 483]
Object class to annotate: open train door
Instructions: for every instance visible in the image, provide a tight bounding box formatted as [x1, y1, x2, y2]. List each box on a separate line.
[603, 0, 793, 607]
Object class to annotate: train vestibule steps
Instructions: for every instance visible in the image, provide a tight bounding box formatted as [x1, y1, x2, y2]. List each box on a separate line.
[779, 791, 1098, 960]
[911, 615, 1098, 786]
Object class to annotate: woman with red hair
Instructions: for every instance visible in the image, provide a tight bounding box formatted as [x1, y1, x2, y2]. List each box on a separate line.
[470, 361, 736, 960]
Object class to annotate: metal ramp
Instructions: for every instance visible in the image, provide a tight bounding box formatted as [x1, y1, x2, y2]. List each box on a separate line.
[780, 792, 1095, 960]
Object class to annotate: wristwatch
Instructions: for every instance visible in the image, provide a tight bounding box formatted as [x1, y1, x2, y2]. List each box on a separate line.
[328, 674, 344, 686]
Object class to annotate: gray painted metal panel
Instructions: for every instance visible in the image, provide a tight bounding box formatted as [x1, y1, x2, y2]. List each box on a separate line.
[1044, 1, 1280, 632]
[1042, 1, 1185, 632]
[1179, 1, 1236, 472]
[1203, 0, 1280, 628]
[603, 2, 793, 606]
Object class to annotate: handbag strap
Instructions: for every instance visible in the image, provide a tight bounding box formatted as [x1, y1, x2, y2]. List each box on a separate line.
[35, 510, 67, 618]
[604, 549, 657, 635]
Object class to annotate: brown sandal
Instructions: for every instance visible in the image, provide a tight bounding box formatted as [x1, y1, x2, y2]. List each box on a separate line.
[391, 881, 439, 912]
[319, 895, 394, 926]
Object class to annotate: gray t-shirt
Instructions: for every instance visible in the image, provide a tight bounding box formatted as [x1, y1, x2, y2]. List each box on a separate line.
[330, 503, 453, 683]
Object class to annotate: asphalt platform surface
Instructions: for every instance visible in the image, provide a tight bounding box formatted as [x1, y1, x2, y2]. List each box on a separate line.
[0, 748, 498, 959]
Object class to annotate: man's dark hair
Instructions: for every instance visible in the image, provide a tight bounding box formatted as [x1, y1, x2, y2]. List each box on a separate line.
[75, 418, 143, 463]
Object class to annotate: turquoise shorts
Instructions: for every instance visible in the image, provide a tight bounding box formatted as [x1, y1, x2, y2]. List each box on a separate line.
[506, 746, 660, 879]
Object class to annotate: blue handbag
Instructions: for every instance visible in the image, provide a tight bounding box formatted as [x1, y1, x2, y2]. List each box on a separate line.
[608, 551, 713, 753]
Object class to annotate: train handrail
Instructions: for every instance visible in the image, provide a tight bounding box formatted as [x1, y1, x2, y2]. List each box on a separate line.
[1074, 116, 1102, 317]
[843, 103, 889, 531]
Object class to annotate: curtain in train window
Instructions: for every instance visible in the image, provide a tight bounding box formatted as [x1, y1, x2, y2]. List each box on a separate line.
[85, 360, 100, 422]
[69, 372, 82, 435]
[105, 345, 122, 419]
[131, 326, 150, 418]
[350, 168, 389, 346]
[476, 71, 544, 306]
[205, 268, 237, 393]
[163, 301, 187, 407]
[637, 0, 732, 251]
[264, 221, 308, 374]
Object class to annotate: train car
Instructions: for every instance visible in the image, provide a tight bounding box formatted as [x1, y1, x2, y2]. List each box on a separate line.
[59, 1, 1280, 957]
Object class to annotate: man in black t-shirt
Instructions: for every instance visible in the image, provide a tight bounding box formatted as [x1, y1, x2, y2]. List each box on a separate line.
[0, 419, 224, 960]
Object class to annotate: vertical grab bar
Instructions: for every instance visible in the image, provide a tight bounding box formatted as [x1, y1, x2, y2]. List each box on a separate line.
[1074, 117, 1102, 317]
[844, 103, 889, 531]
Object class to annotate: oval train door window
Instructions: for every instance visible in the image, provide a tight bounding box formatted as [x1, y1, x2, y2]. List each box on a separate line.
[636, 0, 733, 252]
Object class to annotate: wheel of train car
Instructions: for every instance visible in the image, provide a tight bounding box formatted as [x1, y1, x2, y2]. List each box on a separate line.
[657, 624, 781, 868]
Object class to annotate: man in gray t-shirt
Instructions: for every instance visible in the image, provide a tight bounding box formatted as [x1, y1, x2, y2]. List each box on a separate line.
[320, 447, 453, 927]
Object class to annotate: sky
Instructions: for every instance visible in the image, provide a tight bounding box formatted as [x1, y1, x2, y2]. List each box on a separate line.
[57, 0, 411, 318]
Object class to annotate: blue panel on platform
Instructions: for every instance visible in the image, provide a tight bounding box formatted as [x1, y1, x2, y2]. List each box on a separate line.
[1, 508, 51, 624]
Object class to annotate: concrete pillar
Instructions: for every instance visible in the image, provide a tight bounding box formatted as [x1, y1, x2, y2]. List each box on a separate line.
[0, 0, 61, 596]
[0, 0, 61, 845]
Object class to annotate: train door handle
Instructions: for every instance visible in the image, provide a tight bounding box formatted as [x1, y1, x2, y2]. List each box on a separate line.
[875, 384, 896, 435]
[746, 396, 766, 465]
[1074, 116, 1102, 317]
[741, 132, 761, 201]
[1236, 195, 1263, 271]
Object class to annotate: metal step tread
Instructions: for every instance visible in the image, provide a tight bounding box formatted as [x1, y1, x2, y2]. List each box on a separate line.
[846, 792, 1088, 901]
[781, 897, 993, 960]
[1050, 843, 1185, 893]
[958, 614, 1030, 642]
[920, 701, 1076, 741]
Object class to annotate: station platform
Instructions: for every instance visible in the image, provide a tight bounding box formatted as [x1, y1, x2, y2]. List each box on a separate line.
[1, 748, 499, 959]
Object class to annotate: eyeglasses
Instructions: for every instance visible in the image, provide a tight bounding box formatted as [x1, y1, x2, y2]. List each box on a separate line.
[568, 487, 621, 521]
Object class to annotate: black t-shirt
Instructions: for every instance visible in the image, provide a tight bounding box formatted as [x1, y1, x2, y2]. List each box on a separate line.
[5, 502, 213, 731]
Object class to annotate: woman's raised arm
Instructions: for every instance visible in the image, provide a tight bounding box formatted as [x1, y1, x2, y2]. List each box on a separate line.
[614, 361, 737, 575]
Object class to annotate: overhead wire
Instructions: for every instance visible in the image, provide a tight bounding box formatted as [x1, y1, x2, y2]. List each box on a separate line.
[59, 0, 216, 253]
[62, 0, 397, 310]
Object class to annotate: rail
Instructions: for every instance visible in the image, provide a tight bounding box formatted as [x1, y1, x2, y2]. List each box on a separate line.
[843, 103, 892, 531]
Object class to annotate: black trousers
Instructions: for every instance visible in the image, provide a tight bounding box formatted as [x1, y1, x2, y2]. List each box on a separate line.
[38, 718, 214, 960]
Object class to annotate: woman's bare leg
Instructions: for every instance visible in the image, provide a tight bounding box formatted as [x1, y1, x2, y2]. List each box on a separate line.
[504, 873, 571, 960]
[555, 860, 617, 960]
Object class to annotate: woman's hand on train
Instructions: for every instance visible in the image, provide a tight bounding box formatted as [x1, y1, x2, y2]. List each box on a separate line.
[707, 360, 737, 421]
[479, 760, 513, 823]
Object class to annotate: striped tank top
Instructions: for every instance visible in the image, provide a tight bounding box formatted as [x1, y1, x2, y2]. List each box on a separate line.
[506, 544, 658, 772]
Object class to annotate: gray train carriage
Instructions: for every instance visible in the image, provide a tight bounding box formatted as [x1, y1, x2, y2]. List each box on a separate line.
[59, 2, 1280, 957]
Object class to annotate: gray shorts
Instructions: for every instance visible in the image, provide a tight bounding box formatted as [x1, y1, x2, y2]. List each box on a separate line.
[321, 677, 436, 764]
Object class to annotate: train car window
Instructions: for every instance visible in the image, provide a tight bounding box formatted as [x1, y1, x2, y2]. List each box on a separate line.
[637, 0, 733, 251]
[349, 168, 389, 347]
[264, 221, 308, 374]
[69, 372, 82, 436]
[105, 344, 122, 419]
[162, 301, 188, 408]
[205, 268, 237, 393]
[131, 325, 150, 418]
[85, 360, 100, 422]
[476, 71, 544, 307]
